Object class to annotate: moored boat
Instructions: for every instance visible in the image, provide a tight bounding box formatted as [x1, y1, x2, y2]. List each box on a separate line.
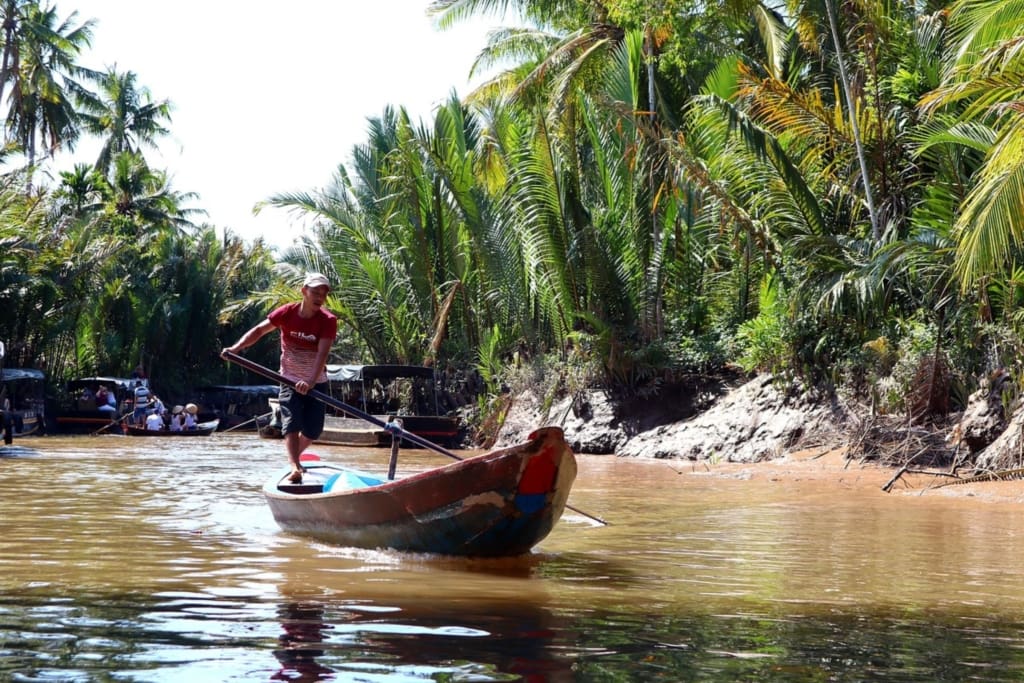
[262, 426, 577, 556]
[53, 376, 143, 434]
[193, 384, 278, 431]
[123, 419, 219, 436]
[1, 368, 46, 440]
[261, 364, 461, 446]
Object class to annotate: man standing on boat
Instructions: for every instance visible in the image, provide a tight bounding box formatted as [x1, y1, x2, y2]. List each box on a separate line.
[222, 273, 337, 483]
[131, 381, 151, 426]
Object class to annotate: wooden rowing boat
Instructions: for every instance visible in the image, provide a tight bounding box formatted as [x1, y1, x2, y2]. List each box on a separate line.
[123, 419, 219, 436]
[262, 426, 577, 556]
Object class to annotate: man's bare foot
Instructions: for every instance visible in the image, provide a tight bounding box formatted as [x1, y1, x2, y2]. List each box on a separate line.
[288, 469, 303, 484]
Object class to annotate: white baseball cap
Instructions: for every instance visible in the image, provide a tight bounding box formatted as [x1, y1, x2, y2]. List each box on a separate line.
[303, 272, 331, 290]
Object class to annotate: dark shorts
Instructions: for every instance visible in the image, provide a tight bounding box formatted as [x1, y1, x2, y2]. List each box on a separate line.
[278, 383, 328, 440]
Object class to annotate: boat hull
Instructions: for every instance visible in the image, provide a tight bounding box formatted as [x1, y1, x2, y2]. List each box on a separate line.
[53, 412, 120, 433]
[123, 419, 219, 436]
[263, 390, 461, 447]
[263, 426, 577, 556]
[2, 367, 46, 440]
[1, 411, 42, 440]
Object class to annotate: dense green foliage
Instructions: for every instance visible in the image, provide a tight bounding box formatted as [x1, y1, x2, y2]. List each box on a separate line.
[1, 0, 1023, 421]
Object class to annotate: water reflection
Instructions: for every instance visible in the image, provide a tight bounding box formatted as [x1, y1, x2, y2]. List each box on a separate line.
[272, 602, 335, 681]
[8, 434, 1024, 680]
[267, 592, 576, 682]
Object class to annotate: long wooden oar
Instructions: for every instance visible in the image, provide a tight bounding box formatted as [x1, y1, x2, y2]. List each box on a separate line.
[90, 410, 133, 436]
[221, 350, 607, 525]
[222, 410, 273, 434]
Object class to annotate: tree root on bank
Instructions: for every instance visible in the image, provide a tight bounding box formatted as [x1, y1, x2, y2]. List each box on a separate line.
[842, 413, 966, 492]
[848, 414, 957, 468]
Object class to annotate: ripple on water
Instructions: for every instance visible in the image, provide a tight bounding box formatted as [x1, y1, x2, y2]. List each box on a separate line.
[5, 436, 1024, 680]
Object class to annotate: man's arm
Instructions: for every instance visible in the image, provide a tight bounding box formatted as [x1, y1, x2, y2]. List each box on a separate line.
[222, 319, 275, 357]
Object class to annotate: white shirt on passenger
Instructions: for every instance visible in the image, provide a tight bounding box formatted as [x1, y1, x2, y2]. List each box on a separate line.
[145, 413, 164, 431]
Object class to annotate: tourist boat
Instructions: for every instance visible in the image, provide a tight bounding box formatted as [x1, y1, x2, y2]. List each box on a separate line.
[193, 384, 278, 431]
[1, 368, 46, 440]
[261, 364, 460, 446]
[122, 419, 219, 437]
[263, 426, 577, 556]
[53, 376, 145, 433]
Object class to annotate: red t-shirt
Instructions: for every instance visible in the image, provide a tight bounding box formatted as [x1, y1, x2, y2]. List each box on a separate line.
[268, 302, 338, 383]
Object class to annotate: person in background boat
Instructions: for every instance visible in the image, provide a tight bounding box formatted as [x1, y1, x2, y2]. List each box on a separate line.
[96, 385, 116, 413]
[145, 409, 163, 431]
[131, 381, 150, 426]
[221, 272, 338, 484]
[150, 394, 165, 421]
[131, 364, 146, 380]
[1, 391, 10, 445]
[184, 403, 198, 430]
[169, 405, 184, 431]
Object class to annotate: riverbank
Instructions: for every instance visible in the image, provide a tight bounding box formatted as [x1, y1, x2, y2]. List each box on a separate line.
[496, 373, 856, 461]
[494, 372, 1024, 504]
[699, 444, 1024, 505]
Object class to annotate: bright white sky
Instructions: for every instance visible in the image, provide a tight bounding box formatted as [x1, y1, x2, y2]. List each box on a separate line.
[45, 1, 500, 250]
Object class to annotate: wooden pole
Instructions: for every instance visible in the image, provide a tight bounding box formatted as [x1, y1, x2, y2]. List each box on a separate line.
[222, 351, 608, 525]
[386, 416, 402, 480]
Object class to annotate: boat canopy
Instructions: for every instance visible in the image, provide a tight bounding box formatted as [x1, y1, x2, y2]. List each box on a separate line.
[66, 376, 147, 392]
[1, 368, 44, 382]
[197, 384, 279, 397]
[325, 365, 435, 383]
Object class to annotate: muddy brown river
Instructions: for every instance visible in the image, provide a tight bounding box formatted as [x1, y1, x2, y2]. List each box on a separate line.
[2, 434, 1024, 681]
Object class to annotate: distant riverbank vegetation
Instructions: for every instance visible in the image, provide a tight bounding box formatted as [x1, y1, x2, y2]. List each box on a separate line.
[1, 0, 1023, 429]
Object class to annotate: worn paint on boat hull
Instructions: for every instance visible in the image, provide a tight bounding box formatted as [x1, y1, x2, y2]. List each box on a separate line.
[262, 426, 577, 557]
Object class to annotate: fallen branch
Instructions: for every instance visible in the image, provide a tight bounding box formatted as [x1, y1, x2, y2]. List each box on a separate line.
[929, 467, 1024, 490]
[880, 444, 935, 492]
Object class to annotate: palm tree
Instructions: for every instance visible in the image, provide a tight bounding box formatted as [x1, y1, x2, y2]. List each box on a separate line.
[0, 166, 123, 378]
[51, 161, 104, 217]
[142, 226, 275, 393]
[77, 67, 171, 172]
[0, 0, 30, 109]
[1, 2, 93, 168]
[97, 151, 201, 237]
[919, 0, 1024, 289]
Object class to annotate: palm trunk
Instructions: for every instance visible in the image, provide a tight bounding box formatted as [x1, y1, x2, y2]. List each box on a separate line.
[824, 0, 879, 241]
[0, 0, 17, 107]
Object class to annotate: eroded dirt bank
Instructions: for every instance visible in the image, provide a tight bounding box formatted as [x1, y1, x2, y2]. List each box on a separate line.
[494, 373, 1024, 504]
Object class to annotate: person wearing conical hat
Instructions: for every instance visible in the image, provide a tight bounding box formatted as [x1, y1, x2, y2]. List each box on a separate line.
[222, 273, 337, 483]
[169, 405, 184, 432]
[183, 403, 198, 430]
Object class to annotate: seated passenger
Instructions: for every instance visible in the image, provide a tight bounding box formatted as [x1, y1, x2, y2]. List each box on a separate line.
[96, 385, 117, 413]
[169, 405, 184, 431]
[184, 403, 198, 430]
[145, 410, 164, 431]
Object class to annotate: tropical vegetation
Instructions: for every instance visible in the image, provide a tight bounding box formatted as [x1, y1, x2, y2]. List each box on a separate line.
[1, 0, 1023, 439]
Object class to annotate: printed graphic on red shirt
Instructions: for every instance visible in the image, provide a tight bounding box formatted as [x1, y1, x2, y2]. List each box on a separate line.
[268, 302, 338, 383]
